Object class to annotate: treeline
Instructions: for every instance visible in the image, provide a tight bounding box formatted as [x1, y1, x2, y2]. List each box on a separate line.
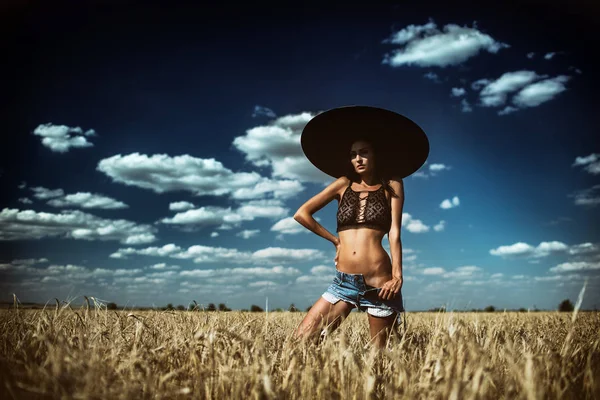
[105, 302, 305, 312]
[427, 299, 579, 313]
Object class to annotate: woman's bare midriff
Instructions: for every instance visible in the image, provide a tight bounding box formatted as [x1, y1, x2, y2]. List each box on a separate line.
[337, 228, 392, 288]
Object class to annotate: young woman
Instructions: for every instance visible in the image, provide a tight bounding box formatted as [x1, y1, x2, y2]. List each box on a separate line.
[293, 106, 429, 349]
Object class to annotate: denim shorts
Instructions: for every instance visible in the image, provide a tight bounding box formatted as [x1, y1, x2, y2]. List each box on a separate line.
[322, 270, 404, 317]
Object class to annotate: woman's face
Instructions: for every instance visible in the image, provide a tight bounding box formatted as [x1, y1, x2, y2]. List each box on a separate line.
[349, 140, 375, 175]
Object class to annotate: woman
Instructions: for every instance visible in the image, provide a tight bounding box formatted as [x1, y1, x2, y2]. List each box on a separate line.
[293, 106, 429, 349]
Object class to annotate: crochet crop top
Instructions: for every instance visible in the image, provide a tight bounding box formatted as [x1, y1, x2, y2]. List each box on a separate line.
[336, 181, 391, 233]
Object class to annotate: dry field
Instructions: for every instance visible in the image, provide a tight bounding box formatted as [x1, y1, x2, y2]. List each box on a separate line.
[1, 305, 599, 399]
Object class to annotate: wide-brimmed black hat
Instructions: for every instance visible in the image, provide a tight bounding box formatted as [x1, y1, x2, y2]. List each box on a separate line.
[301, 105, 430, 179]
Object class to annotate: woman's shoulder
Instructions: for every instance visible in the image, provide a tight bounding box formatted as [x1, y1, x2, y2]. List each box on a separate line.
[387, 178, 403, 190]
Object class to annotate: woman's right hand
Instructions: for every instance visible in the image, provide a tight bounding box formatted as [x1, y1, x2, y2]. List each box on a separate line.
[333, 238, 341, 266]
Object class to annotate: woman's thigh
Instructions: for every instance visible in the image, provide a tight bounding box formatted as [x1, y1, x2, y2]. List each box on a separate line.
[296, 297, 354, 338]
[367, 312, 399, 347]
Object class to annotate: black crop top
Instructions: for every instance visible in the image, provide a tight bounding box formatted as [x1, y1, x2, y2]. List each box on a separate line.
[336, 181, 392, 233]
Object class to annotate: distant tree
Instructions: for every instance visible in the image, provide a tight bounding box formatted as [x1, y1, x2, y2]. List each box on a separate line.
[429, 306, 446, 313]
[305, 305, 312, 312]
[250, 305, 263, 312]
[207, 303, 217, 312]
[107, 302, 118, 310]
[176, 304, 185, 311]
[558, 299, 574, 312]
[518, 308, 527, 312]
[288, 303, 298, 312]
[166, 303, 174, 311]
[218, 303, 231, 311]
[484, 305, 495, 312]
[188, 304, 196, 311]
[241, 309, 248, 312]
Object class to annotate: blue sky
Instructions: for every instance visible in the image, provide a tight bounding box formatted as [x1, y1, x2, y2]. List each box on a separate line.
[2, 1, 599, 311]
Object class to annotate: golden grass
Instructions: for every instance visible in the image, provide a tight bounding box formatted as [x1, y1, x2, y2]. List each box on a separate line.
[0, 305, 599, 399]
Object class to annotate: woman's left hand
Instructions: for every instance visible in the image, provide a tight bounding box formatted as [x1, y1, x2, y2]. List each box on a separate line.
[379, 277, 403, 300]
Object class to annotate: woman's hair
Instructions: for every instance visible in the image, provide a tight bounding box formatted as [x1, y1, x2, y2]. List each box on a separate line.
[345, 139, 399, 198]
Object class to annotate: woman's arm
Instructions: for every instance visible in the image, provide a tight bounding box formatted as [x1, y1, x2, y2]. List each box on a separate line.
[293, 176, 350, 246]
[379, 179, 404, 300]
[388, 179, 404, 280]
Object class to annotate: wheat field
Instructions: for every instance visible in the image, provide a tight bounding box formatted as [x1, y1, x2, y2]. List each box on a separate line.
[0, 303, 599, 399]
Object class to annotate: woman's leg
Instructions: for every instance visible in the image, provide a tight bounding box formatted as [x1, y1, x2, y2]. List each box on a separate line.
[367, 312, 399, 349]
[294, 297, 354, 343]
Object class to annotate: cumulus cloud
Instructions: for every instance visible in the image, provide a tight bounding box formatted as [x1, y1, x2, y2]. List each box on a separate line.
[110, 243, 326, 265]
[568, 184, 600, 207]
[489, 241, 571, 258]
[411, 163, 451, 179]
[236, 229, 260, 239]
[443, 265, 482, 278]
[423, 72, 441, 82]
[296, 264, 336, 285]
[512, 75, 570, 108]
[30, 187, 64, 200]
[18, 198, 33, 204]
[382, 20, 509, 68]
[232, 112, 334, 183]
[97, 153, 303, 199]
[550, 261, 600, 273]
[433, 220, 446, 232]
[402, 213, 430, 233]
[270, 217, 306, 235]
[210, 232, 219, 238]
[180, 265, 301, 278]
[461, 99, 473, 113]
[169, 201, 195, 211]
[422, 267, 446, 275]
[47, 192, 128, 209]
[252, 105, 277, 118]
[451, 87, 466, 97]
[440, 196, 460, 209]
[477, 71, 542, 107]
[572, 153, 600, 175]
[0, 208, 157, 244]
[526, 52, 535, 59]
[33, 123, 96, 153]
[473, 71, 571, 115]
[160, 199, 288, 228]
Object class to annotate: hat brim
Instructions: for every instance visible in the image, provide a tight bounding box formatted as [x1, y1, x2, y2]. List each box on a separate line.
[301, 106, 430, 179]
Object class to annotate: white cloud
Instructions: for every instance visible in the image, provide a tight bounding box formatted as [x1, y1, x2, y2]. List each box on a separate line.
[33, 123, 96, 153]
[47, 192, 128, 209]
[97, 153, 303, 199]
[423, 72, 441, 82]
[490, 273, 503, 279]
[270, 217, 305, 235]
[110, 243, 325, 265]
[402, 213, 430, 233]
[252, 105, 277, 118]
[382, 20, 509, 67]
[160, 199, 288, 227]
[443, 265, 482, 278]
[18, 182, 27, 190]
[210, 232, 219, 238]
[476, 71, 542, 107]
[429, 164, 450, 172]
[236, 229, 260, 239]
[433, 220, 446, 232]
[232, 112, 332, 184]
[489, 241, 570, 258]
[146, 263, 180, 270]
[526, 52, 535, 59]
[550, 261, 600, 273]
[180, 265, 301, 278]
[512, 75, 570, 108]
[0, 208, 157, 244]
[498, 106, 518, 116]
[572, 153, 600, 175]
[30, 187, 64, 200]
[568, 242, 598, 255]
[461, 99, 473, 112]
[440, 196, 460, 209]
[422, 267, 446, 275]
[296, 264, 336, 285]
[544, 52, 558, 60]
[568, 184, 600, 207]
[451, 87, 466, 97]
[18, 198, 33, 204]
[169, 201, 195, 211]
